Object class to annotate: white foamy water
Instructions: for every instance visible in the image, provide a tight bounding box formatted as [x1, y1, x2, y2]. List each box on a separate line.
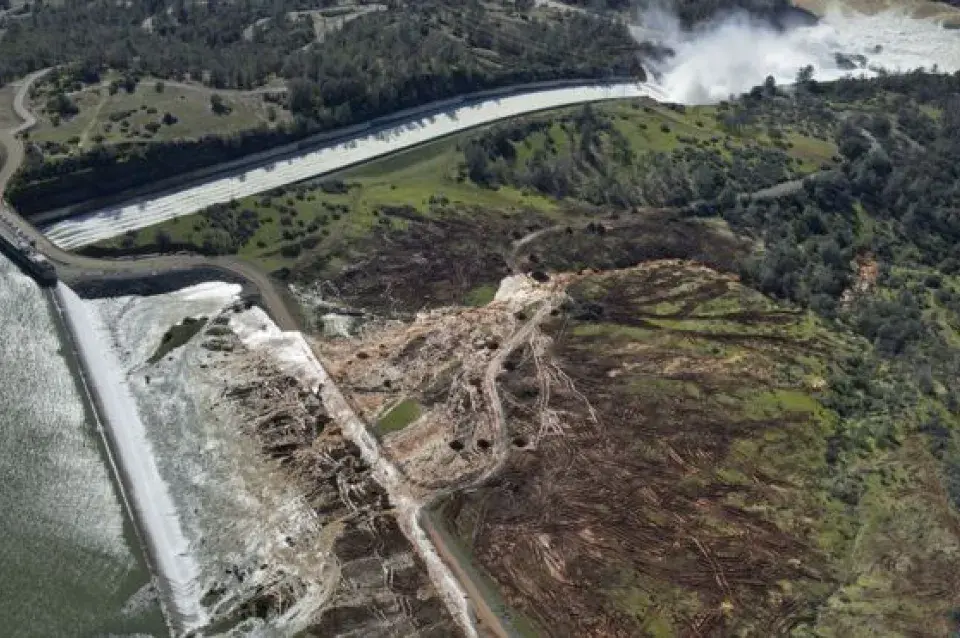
[88, 282, 341, 636]
[56, 283, 208, 632]
[646, 8, 960, 103]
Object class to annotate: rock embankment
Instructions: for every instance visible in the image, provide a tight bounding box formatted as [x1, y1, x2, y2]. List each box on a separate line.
[201, 311, 463, 637]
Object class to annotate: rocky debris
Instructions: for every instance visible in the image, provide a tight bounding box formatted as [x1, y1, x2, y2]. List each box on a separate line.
[201, 337, 235, 352]
[204, 324, 463, 636]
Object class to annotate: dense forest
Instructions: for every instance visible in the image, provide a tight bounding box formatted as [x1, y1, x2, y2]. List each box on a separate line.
[0, 0, 643, 89]
[5, 0, 651, 212]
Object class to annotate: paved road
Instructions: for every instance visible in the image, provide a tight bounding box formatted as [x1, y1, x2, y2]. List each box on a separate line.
[2, 204, 301, 329]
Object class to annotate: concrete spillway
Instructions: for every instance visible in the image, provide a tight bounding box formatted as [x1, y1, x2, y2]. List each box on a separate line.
[52, 283, 206, 634]
[42, 82, 666, 250]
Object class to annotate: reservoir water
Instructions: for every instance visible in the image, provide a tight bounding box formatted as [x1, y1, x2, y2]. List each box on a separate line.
[0, 254, 166, 637]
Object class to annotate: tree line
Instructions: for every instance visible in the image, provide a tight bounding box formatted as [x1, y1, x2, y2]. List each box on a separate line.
[5, 0, 648, 210]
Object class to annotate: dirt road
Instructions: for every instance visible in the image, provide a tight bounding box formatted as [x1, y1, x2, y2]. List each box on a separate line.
[0, 68, 50, 197]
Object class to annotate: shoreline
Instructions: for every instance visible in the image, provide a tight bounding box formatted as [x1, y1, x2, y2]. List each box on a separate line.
[51, 282, 206, 635]
[41, 285, 168, 633]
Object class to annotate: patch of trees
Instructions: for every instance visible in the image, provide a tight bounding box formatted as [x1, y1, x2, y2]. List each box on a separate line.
[45, 93, 79, 118]
[280, 4, 644, 125]
[7, 123, 310, 214]
[0, 0, 315, 86]
[729, 173, 856, 317]
[463, 105, 800, 208]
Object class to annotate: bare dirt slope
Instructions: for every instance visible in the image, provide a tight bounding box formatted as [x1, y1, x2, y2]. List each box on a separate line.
[309, 200, 960, 636]
[180, 308, 466, 636]
[436, 262, 960, 637]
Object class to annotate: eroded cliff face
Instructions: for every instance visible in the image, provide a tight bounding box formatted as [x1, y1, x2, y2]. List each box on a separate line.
[186, 310, 465, 637]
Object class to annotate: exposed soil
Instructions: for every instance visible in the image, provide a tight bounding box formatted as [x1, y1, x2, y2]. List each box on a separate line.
[523, 210, 747, 276]
[438, 262, 847, 637]
[307, 206, 555, 316]
[199, 320, 464, 637]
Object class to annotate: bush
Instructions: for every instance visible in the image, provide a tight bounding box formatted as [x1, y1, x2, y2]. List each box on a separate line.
[45, 93, 78, 117]
[210, 94, 230, 115]
[280, 243, 302, 258]
[319, 179, 349, 194]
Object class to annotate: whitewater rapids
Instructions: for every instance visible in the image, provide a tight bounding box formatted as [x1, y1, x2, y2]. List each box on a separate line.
[643, 7, 960, 103]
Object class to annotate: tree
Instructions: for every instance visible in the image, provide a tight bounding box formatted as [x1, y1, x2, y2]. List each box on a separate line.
[464, 141, 492, 185]
[796, 65, 814, 86]
[122, 75, 138, 94]
[45, 92, 78, 117]
[210, 94, 230, 115]
[154, 229, 173, 252]
[763, 75, 776, 96]
[287, 79, 317, 117]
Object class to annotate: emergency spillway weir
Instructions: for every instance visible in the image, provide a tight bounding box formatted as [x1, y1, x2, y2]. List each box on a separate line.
[52, 283, 206, 634]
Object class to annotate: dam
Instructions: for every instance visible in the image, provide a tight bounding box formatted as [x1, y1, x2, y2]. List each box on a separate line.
[0, 205, 56, 286]
[52, 282, 206, 634]
[0, 253, 165, 635]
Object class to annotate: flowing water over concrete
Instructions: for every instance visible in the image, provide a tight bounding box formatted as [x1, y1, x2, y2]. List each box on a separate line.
[0, 254, 166, 637]
[644, 8, 960, 103]
[41, 83, 665, 250]
[56, 283, 208, 633]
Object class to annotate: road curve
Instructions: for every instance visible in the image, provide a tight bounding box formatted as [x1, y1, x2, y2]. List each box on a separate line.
[43, 82, 667, 249]
[0, 68, 51, 197]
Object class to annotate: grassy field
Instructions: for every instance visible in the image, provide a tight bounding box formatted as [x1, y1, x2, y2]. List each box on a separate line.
[96, 130, 560, 273]
[28, 72, 287, 153]
[376, 399, 422, 435]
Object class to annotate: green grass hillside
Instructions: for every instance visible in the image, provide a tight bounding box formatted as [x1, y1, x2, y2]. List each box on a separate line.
[90, 97, 835, 275]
